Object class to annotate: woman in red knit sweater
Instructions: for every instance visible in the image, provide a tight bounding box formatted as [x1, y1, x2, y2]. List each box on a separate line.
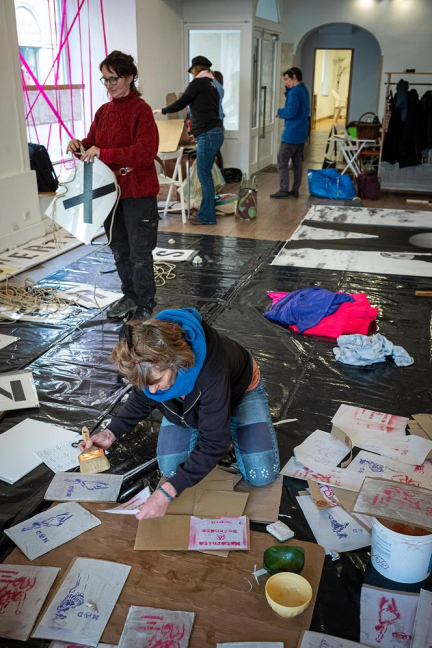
[67, 51, 159, 321]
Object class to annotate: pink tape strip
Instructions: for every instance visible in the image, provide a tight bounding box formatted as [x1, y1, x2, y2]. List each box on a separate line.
[100, 0, 108, 57]
[20, 54, 74, 140]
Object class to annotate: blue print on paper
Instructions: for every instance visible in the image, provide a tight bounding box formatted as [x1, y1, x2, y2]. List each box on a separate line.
[53, 573, 86, 620]
[21, 512, 73, 532]
[328, 514, 349, 539]
[358, 458, 385, 473]
[64, 478, 109, 491]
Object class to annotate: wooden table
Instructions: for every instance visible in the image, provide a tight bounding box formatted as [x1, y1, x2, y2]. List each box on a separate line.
[4, 502, 325, 646]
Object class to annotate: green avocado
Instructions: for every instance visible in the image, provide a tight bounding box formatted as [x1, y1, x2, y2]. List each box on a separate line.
[263, 545, 305, 575]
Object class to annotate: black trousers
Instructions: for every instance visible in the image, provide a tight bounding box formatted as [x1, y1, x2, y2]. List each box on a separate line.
[277, 142, 305, 193]
[104, 196, 159, 311]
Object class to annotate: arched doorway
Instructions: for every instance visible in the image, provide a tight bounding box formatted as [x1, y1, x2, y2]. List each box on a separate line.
[298, 23, 382, 124]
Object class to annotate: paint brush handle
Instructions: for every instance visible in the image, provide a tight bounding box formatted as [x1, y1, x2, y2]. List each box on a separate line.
[415, 291, 432, 297]
[81, 427, 91, 444]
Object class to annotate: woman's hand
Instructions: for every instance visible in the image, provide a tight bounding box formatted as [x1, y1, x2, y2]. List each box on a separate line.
[67, 139, 83, 154]
[78, 428, 116, 452]
[135, 482, 177, 520]
[153, 108, 162, 115]
[81, 146, 100, 163]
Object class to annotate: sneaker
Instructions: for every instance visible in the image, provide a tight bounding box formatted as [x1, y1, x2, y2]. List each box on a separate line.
[128, 307, 153, 323]
[270, 189, 290, 199]
[107, 296, 137, 319]
[289, 190, 299, 198]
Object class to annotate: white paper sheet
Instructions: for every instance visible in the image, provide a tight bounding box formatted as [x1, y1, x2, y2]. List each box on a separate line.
[297, 495, 371, 554]
[281, 456, 365, 492]
[100, 486, 151, 514]
[57, 284, 122, 309]
[50, 643, 116, 648]
[0, 419, 79, 485]
[294, 430, 350, 472]
[45, 472, 123, 502]
[0, 564, 60, 641]
[35, 438, 82, 473]
[0, 303, 77, 323]
[0, 333, 18, 350]
[118, 605, 195, 648]
[357, 435, 432, 466]
[33, 558, 131, 646]
[299, 631, 362, 648]
[344, 450, 432, 489]
[332, 404, 408, 441]
[5, 502, 101, 560]
[360, 585, 419, 648]
[353, 477, 432, 531]
[0, 371, 39, 414]
[411, 589, 432, 648]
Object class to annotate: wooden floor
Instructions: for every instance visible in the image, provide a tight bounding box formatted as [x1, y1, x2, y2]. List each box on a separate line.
[158, 128, 430, 242]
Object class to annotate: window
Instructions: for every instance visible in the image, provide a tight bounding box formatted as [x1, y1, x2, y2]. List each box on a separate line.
[188, 29, 241, 131]
[255, 0, 280, 23]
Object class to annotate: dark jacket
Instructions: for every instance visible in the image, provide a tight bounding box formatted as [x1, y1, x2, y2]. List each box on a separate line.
[162, 78, 222, 136]
[421, 90, 432, 150]
[108, 320, 252, 494]
[382, 89, 423, 168]
[277, 83, 310, 145]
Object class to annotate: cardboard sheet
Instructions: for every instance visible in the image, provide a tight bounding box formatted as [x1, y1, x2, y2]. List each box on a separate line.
[32, 557, 131, 646]
[411, 589, 432, 648]
[360, 585, 419, 648]
[413, 414, 432, 440]
[156, 119, 191, 153]
[0, 418, 79, 485]
[193, 490, 249, 516]
[235, 475, 283, 523]
[44, 472, 124, 502]
[0, 564, 60, 641]
[4, 502, 324, 646]
[218, 644, 284, 648]
[353, 477, 432, 531]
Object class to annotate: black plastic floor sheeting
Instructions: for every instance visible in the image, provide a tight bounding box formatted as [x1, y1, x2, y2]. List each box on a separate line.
[0, 232, 277, 564]
[212, 262, 432, 640]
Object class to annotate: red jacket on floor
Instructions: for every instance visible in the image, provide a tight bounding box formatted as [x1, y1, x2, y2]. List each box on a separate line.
[81, 92, 159, 198]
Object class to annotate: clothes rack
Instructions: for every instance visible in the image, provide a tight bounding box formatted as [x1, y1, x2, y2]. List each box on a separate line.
[379, 71, 432, 193]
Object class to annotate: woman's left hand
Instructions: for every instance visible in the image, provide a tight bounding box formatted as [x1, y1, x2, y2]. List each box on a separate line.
[153, 108, 162, 115]
[135, 483, 177, 520]
[81, 146, 100, 163]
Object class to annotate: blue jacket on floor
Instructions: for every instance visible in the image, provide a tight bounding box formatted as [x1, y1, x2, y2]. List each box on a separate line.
[277, 83, 310, 145]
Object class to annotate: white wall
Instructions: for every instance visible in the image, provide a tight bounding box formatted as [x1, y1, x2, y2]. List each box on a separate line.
[0, 0, 43, 254]
[282, 0, 432, 120]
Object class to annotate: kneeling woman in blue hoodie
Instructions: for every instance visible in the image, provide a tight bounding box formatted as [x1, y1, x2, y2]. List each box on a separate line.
[80, 308, 279, 519]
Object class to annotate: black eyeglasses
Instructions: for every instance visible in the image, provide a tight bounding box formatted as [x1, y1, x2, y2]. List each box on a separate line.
[100, 76, 121, 86]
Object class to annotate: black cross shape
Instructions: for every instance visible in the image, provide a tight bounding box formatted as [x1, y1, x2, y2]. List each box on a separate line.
[63, 162, 116, 224]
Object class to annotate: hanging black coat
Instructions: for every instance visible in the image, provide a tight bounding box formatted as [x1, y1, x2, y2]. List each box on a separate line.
[420, 90, 432, 150]
[382, 89, 423, 168]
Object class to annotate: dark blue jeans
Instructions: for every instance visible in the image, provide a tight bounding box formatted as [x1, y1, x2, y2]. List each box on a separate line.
[195, 126, 224, 224]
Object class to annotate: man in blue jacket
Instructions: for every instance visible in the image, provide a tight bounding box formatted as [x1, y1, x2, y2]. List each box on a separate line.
[271, 67, 310, 199]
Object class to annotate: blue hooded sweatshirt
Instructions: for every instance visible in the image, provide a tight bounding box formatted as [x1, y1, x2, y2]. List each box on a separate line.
[277, 82, 310, 145]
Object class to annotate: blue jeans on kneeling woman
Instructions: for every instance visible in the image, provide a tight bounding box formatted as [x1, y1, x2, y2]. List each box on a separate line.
[196, 126, 224, 225]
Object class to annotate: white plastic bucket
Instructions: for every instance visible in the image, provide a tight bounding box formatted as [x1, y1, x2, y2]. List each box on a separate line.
[371, 517, 432, 583]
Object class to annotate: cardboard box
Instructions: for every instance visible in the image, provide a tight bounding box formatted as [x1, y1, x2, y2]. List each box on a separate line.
[156, 119, 192, 153]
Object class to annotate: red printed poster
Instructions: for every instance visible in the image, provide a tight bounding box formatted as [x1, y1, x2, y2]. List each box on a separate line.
[188, 516, 248, 551]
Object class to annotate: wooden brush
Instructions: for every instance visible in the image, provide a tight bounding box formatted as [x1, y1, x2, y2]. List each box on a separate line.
[79, 426, 110, 474]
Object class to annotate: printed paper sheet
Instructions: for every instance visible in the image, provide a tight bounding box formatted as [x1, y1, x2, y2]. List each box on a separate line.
[36, 438, 82, 473]
[118, 605, 195, 648]
[0, 419, 79, 485]
[281, 456, 365, 491]
[353, 477, 432, 531]
[294, 430, 350, 473]
[0, 333, 18, 350]
[33, 558, 131, 646]
[217, 643, 284, 648]
[357, 435, 432, 466]
[297, 495, 371, 554]
[188, 516, 248, 550]
[411, 589, 432, 648]
[0, 565, 60, 641]
[5, 502, 101, 560]
[344, 451, 432, 489]
[299, 631, 363, 648]
[0, 370, 39, 413]
[101, 486, 151, 514]
[332, 405, 408, 442]
[360, 585, 419, 648]
[45, 472, 123, 502]
[57, 284, 122, 309]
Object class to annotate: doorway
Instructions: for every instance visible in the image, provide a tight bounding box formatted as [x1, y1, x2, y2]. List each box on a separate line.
[250, 29, 279, 174]
[312, 49, 353, 131]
